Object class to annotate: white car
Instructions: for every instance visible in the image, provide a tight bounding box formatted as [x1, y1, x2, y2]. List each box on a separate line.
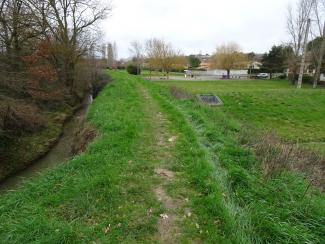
[257, 73, 269, 79]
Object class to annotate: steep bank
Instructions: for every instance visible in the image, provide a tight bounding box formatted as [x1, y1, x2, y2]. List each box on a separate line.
[0, 73, 109, 183]
[0, 99, 72, 182]
[0, 97, 94, 191]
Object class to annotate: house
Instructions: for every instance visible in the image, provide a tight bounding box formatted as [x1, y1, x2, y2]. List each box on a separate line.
[248, 61, 262, 70]
[196, 54, 211, 70]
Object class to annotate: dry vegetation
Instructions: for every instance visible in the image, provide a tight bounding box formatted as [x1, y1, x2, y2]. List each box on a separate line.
[240, 130, 325, 190]
[0, 0, 110, 180]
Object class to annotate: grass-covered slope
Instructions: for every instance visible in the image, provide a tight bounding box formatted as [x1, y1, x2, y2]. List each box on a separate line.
[150, 77, 325, 243]
[0, 72, 324, 243]
[0, 74, 160, 243]
[156, 79, 325, 146]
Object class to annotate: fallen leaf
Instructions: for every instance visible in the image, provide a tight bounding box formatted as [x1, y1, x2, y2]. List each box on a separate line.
[160, 213, 169, 219]
[102, 225, 110, 235]
[168, 136, 177, 142]
[147, 208, 153, 215]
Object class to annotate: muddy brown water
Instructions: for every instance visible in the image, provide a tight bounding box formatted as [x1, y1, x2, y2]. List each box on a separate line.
[0, 95, 93, 192]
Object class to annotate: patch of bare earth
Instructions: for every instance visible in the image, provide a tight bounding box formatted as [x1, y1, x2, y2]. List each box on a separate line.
[139, 85, 185, 243]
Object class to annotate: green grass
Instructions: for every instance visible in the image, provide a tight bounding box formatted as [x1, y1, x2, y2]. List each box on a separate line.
[0, 72, 324, 243]
[140, 70, 184, 77]
[156, 79, 325, 146]
[150, 78, 325, 243]
[0, 73, 161, 243]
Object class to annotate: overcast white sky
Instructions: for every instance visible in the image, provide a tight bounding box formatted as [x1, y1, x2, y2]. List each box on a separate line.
[101, 0, 298, 58]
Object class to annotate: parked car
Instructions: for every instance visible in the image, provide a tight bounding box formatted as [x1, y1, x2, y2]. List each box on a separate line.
[257, 73, 269, 79]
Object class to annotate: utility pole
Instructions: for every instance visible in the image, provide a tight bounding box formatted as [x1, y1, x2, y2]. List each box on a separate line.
[313, 20, 325, 88]
[297, 18, 311, 89]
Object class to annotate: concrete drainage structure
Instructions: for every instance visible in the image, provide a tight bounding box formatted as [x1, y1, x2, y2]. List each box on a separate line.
[196, 94, 223, 106]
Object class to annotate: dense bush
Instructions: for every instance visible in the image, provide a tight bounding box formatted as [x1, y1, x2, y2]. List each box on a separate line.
[249, 68, 268, 74]
[192, 68, 207, 71]
[92, 73, 110, 98]
[0, 100, 47, 137]
[288, 74, 314, 84]
[171, 68, 185, 72]
[126, 64, 140, 75]
[278, 74, 287, 79]
[302, 74, 314, 83]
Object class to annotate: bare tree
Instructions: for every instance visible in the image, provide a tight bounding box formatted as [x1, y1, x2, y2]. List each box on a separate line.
[287, 0, 314, 84]
[0, 0, 39, 70]
[310, 0, 325, 87]
[129, 40, 144, 75]
[145, 38, 184, 79]
[27, 0, 111, 98]
[145, 38, 161, 79]
[209, 42, 248, 79]
[297, 18, 311, 88]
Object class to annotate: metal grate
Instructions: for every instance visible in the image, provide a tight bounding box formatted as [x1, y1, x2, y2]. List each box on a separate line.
[196, 94, 223, 106]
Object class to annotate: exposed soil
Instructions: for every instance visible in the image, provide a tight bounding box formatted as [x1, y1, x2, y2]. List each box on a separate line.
[139, 84, 187, 243]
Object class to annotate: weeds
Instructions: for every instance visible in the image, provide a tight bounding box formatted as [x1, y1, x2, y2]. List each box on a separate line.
[152, 79, 325, 243]
[240, 129, 325, 190]
[169, 86, 194, 100]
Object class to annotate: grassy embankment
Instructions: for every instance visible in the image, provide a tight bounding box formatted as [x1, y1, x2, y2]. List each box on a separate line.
[0, 72, 324, 243]
[156, 79, 325, 152]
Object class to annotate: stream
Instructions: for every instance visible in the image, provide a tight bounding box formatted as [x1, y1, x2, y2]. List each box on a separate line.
[0, 95, 93, 192]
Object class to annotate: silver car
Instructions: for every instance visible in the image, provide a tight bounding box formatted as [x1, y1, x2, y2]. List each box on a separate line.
[257, 73, 269, 79]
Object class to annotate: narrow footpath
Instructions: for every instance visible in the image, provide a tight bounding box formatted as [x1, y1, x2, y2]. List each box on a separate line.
[137, 83, 199, 243]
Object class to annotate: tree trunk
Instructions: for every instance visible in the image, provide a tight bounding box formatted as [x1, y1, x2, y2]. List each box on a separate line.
[313, 21, 325, 89]
[297, 19, 311, 89]
[291, 70, 297, 84]
[227, 69, 230, 79]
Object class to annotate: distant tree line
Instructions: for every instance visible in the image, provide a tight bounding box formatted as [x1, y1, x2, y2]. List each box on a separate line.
[0, 0, 110, 102]
[128, 39, 187, 79]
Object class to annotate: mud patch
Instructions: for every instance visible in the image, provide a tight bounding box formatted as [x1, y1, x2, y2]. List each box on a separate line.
[154, 168, 175, 179]
[155, 186, 182, 242]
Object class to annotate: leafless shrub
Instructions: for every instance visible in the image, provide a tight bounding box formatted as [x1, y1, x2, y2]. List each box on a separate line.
[169, 86, 194, 100]
[71, 123, 97, 154]
[240, 129, 325, 190]
[0, 101, 46, 135]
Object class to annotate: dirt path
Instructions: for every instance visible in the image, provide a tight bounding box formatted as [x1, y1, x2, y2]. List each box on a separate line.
[138, 84, 185, 243]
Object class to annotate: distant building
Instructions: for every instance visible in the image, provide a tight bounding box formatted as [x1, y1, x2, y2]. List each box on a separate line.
[248, 61, 262, 70]
[196, 54, 210, 70]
